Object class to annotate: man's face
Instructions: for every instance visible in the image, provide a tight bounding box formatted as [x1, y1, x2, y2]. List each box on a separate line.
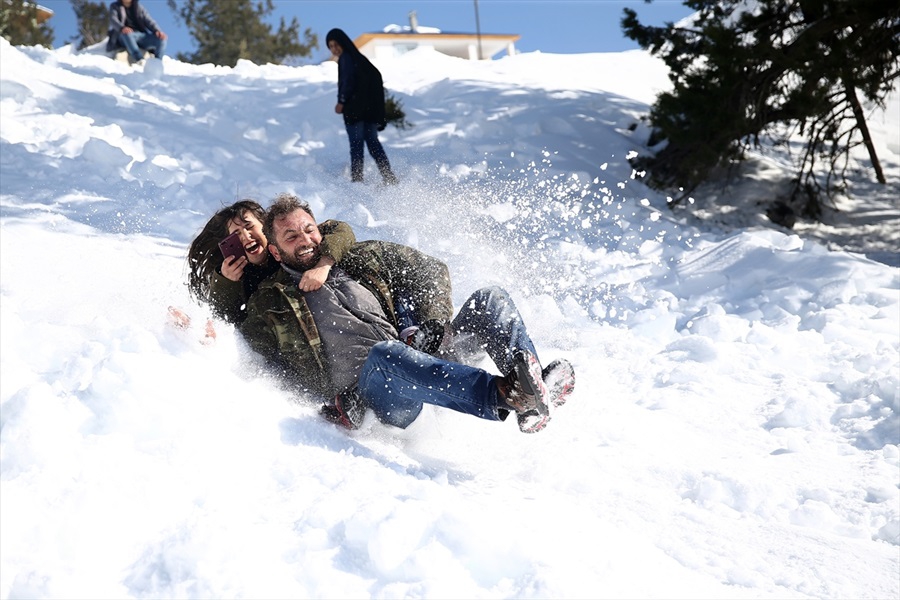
[269, 209, 323, 271]
[226, 211, 268, 266]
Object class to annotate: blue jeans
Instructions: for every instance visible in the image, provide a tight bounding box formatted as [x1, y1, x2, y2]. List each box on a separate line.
[344, 120, 395, 183]
[357, 287, 539, 428]
[118, 31, 166, 61]
[448, 286, 539, 376]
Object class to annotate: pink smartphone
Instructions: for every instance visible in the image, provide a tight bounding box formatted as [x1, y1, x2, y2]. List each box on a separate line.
[218, 231, 246, 261]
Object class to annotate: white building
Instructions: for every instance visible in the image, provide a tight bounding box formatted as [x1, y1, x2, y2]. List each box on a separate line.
[354, 12, 519, 61]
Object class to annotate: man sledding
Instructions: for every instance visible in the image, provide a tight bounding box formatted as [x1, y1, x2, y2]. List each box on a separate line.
[240, 194, 575, 433]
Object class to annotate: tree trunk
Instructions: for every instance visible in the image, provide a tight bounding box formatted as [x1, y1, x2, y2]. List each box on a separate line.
[844, 80, 886, 184]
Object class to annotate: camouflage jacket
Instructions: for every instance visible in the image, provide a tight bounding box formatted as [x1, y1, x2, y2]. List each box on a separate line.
[240, 240, 453, 399]
[208, 219, 356, 325]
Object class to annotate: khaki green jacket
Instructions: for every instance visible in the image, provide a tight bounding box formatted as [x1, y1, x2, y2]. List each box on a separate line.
[209, 219, 355, 324]
[240, 240, 453, 399]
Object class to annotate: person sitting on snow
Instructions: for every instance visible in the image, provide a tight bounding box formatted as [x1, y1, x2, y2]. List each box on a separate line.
[106, 0, 167, 64]
[239, 194, 575, 434]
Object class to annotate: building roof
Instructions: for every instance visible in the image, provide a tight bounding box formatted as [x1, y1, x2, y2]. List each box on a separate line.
[354, 31, 521, 60]
[18, 2, 54, 23]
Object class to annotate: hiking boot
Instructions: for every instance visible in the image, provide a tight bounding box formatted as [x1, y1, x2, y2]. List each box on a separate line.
[506, 349, 552, 434]
[321, 388, 366, 430]
[542, 359, 575, 408]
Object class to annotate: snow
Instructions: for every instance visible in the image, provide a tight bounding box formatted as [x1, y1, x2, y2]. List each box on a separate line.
[1, 37, 898, 599]
[383, 24, 443, 35]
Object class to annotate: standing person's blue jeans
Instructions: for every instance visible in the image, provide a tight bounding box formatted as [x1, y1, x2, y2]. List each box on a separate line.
[344, 119, 397, 184]
[358, 287, 539, 428]
[118, 31, 166, 62]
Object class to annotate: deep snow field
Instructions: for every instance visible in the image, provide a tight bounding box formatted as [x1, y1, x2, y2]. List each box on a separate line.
[1, 37, 898, 599]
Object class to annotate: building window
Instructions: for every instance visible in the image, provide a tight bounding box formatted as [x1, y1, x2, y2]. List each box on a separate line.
[395, 43, 419, 55]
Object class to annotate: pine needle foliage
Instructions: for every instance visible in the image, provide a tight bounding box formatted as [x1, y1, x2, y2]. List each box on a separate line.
[385, 92, 412, 130]
[622, 0, 900, 218]
[167, 0, 316, 67]
[1, 0, 55, 47]
[69, 0, 107, 50]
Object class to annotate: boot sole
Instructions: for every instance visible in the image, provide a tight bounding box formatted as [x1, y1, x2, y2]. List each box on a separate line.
[542, 359, 575, 407]
[514, 350, 551, 433]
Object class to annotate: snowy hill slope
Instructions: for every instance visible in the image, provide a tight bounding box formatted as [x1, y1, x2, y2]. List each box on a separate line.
[1, 39, 898, 599]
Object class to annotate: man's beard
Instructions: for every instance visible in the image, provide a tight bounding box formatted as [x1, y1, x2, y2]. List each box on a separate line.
[277, 244, 322, 271]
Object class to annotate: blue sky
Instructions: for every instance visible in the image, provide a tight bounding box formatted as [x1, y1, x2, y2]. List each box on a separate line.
[39, 0, 693, 61]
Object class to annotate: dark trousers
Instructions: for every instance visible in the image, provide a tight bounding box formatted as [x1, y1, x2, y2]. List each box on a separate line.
[118, 31, 166, 61]
[344, 120, 395, 183]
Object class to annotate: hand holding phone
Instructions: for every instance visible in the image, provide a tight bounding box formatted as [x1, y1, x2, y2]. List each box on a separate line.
[218, 231, 246, 261]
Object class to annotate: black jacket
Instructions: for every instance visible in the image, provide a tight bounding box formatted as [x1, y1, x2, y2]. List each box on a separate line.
[328, 28, 386, 127]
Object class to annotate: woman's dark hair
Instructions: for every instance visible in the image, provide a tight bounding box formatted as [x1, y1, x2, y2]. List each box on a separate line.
[325, 28, 361, 57]
[186, 199, 265, 304]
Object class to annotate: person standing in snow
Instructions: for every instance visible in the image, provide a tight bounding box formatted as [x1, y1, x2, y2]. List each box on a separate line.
[184, 200, 357, 325]
[240, 194, 575, 433]
[326, 28, 398, 185]
[106, 0, 167, 64]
